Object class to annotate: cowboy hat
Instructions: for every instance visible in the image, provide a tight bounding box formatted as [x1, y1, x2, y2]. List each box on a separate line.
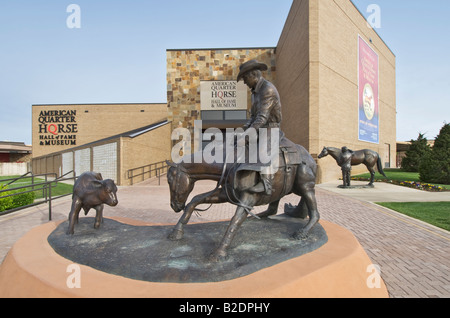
[237, 60, 268, 82]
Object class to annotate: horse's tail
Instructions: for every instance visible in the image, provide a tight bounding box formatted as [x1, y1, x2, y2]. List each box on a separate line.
[377, 157, 388, 179]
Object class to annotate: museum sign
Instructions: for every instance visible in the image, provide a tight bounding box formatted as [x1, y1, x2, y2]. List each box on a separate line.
[200, 80, 247, 111]
[38, 110, 78, 146]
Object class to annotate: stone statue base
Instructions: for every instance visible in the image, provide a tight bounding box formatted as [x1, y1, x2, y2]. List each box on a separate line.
[338, 184, 375, 189]
[0, 217, 388, 298]
[47, 216, 327, 283]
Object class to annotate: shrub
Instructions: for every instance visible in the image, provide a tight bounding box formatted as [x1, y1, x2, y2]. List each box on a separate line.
[420, 123, 450, 185]
[401, 133, 431, 172]
[0, 186, 14, 212]
[12, 191, 36, 208]
[0, 186, 36, 212]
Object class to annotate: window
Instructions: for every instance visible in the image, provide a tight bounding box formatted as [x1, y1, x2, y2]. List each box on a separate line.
[201, 110, 247, 121]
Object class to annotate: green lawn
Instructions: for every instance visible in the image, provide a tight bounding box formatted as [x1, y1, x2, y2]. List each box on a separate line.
[376, 202, 450, 231]
[353, 168, 450, 191]
[0, 176, 73, 199]
[353, 169, 450, 230]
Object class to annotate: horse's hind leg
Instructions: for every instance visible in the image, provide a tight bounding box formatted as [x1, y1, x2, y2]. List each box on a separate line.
[367, 165, 376, 186]
[256, 200, 280, 218]
[293, 183, 320, 240]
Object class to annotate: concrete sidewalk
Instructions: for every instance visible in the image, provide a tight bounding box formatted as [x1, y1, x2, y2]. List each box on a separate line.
[0, 177, 449, 298]
[317, 180, 450, 202]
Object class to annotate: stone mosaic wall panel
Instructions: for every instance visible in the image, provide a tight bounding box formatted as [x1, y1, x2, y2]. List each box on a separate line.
[167, 48, 277, 132]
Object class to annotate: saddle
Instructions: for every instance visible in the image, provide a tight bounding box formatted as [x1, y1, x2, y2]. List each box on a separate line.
[236, 136, 303, 172]
[217, 137, 304, 218]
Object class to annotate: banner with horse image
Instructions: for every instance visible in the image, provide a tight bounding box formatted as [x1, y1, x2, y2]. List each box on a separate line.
[358, 36, 379, 144]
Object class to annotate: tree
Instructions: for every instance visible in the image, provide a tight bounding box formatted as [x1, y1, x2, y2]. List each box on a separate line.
[401, 133, 431, 172]
[420, 123, 450, 184]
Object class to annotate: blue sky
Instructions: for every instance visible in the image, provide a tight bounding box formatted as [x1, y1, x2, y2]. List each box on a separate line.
[0, 0, 449, 145]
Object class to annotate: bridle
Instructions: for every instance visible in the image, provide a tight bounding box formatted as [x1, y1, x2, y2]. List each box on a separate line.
[169, 163, 214, 214]
[168, 153, 260, 219]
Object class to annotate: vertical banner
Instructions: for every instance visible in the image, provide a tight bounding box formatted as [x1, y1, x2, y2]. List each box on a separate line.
[358, 36, 379, 144]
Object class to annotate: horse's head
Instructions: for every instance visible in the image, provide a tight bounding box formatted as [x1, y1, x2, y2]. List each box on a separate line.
[166, 161, 195, 213]
[318, 147, 328, 159]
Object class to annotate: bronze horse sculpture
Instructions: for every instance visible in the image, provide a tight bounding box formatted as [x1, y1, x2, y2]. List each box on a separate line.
[318, 146, 387, 187]
[166, 142, 320, 262]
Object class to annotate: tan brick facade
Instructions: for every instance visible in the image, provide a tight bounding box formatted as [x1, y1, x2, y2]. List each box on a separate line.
[120, 123, 172, 185]
[276, 0, 396, 182]
[31, 104, 171, 185]
[32, 103, 167, 159]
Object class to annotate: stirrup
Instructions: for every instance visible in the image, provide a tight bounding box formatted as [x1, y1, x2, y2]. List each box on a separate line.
[248, 181, 272, 195]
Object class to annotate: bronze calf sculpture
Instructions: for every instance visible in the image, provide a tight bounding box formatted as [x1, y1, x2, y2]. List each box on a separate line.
[67, 172, 118, 235]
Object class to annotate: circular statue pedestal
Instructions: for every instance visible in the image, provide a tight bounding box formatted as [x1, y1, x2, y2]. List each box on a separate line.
[0, 217, 388, 298]
[338, 184, 375, 189]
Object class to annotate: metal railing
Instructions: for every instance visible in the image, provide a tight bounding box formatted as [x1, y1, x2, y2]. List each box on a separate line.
[127, 161, 169, 185]
[0, 171, 77, 220]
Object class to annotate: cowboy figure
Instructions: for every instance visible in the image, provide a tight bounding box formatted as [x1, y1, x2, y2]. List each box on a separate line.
[339, 146, 354, 187]
[237, 60, 283, 196]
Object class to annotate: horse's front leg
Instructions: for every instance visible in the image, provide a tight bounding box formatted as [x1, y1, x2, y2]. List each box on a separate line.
[168, 189, 226, 241]
[209, 205, 248, 262]
[209, 193, 255, 262]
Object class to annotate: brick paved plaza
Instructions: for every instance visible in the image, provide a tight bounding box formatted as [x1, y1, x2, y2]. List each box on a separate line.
[1, 178, 449, 298]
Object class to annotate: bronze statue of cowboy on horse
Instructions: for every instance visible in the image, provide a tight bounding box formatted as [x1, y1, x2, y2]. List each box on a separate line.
[166, 60, 320, 262]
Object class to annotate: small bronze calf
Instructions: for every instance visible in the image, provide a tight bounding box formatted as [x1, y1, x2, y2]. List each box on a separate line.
[67, 172, 118, 235]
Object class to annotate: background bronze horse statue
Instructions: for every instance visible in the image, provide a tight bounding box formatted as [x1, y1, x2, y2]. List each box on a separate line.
[166, 143, 320, 262]
[318, 146, 387, 186]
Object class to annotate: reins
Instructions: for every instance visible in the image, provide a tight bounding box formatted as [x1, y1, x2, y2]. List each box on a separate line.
[219, 147, 260, 219]
[173, 144, 260, 219]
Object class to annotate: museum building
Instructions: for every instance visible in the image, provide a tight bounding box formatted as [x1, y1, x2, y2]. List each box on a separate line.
[32, 103, 171, 186]
[32, 0, 396, 185]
